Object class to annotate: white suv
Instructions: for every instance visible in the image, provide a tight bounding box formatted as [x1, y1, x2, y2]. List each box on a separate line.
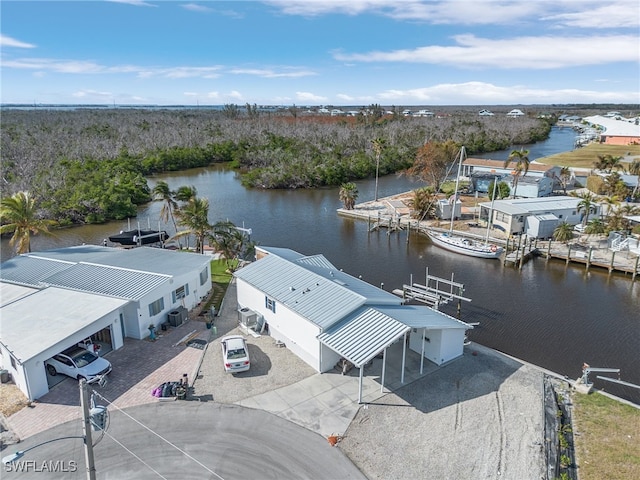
[45, 347, 112, 381]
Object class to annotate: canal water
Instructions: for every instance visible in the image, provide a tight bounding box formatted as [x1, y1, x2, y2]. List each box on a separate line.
[3, 127, 639, 403]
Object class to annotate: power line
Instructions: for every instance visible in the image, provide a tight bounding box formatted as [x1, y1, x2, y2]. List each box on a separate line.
[101, 429, 169, 480]
[91, 390, 225, 480]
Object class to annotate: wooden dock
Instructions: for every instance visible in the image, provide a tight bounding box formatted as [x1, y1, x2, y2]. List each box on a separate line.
[338, 200, 640, 281]
[504, 239, 640, 280]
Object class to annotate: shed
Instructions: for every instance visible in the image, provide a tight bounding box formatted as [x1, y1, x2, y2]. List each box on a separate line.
[526, 214, 559, 239]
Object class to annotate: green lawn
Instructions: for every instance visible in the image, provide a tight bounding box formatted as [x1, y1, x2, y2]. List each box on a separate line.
[538, 143, 640, 168]
[573, 392, 640, 480]
[201, 258, 237, 315]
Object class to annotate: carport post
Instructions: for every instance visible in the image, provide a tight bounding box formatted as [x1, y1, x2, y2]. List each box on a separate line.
[380, 347, 387, 393]
[420, 329, 425, 374]
[358, 367, 363, 404]
[401, 332, 407, 384]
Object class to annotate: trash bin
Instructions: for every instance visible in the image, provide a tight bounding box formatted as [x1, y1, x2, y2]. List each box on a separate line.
[0, 369, 9, 383]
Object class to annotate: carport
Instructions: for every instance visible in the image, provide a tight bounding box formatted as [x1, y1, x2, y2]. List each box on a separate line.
[318, 305, 472, 403]
[0, 287, 128, 400]
[318, 307, 410, 403]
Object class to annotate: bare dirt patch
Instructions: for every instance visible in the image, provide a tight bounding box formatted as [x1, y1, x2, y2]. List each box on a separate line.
[0, 383, 29, 418]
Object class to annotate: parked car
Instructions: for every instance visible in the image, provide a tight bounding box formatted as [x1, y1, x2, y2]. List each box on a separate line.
[45, 347, 112, 381]
[574, 223, 587, 233]
[221, 335, 250, 373]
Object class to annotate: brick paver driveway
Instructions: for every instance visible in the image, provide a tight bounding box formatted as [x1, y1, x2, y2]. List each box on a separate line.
[7, 319, 210, 440]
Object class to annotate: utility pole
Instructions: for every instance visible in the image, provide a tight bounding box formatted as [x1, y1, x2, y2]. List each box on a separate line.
[79, 379, 97, 480]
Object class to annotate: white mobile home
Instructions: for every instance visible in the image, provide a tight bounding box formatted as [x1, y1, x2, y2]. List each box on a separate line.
[478, 196, 598, 236]
[0, 246, 212, 400]
[234, 247, 471, 399]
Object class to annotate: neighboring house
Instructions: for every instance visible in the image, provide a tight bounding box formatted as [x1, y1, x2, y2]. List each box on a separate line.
[463, 158, 562, 195]
[330, 109, 345, 116]
[0, 246, 212, 400]
[415, 110, 434, 117]
[477, 195, 598, 236]
[583, 115, 640, 145]
[478, 109, 494, 116]
[234, 247, 471, 400]
[317, 108, 330, 114]
[506, 109, 525, 117]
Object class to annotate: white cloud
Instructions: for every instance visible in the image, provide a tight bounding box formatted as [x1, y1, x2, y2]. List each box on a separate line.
[181, 3, 213, 13]
[228, 68, 316, 78]
[543, 1, 639, 29]
[107, 0, 157, 7]
[206, 91, 221, 99]
[228, 90, 243, 100]
[334, 34, 639, 69]
[0, 35, 36, 48]
[336, 93, 355, 101]
[72, 89, 114, 99]
[296, 91, 328, 102]
[375, 81, 637, 104]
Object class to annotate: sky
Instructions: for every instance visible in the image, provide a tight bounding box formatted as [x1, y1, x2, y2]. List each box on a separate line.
[1, 0, 639, 106]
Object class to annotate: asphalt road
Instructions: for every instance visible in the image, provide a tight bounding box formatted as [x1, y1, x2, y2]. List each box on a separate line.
[1, 402, 366, 480]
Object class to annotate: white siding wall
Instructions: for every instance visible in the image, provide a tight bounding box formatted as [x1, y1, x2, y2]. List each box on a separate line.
[409, 328, 466, 366]
[237, 279, 322, 371]
[320, 343, 343, 373]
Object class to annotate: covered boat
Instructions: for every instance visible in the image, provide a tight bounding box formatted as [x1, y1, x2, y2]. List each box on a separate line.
[108, 229, 168, 246]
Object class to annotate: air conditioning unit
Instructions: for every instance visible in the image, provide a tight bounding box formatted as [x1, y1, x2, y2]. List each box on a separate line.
[168, 310, 183, 327]
[238, 308, 257, 329]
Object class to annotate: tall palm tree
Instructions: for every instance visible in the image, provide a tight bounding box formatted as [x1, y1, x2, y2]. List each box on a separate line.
[575, 191, 597, 226]
[151, 181, 178, 234]
[371, 138, 386, 201]
[339, 182, 359, 210]
[0, 191, 56, 254]
[174, 196, 210, 254]
[174, 185, 198, 203]
[504, 148, 530, 198]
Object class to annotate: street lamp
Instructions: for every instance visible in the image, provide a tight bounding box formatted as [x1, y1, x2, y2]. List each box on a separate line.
[2, 379, 104, 480]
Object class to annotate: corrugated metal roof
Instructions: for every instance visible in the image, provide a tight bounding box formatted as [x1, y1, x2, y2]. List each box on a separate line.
[43, 263, 169, 300]
[478, 195, 581, 215]
[376, 305, 472, 330]
[318, 307, 410, 367]
[296, 254, 336, 270]
[27, 245, 209, 276]
[234, 254, 366, 330]
[0, 255, 74, 287]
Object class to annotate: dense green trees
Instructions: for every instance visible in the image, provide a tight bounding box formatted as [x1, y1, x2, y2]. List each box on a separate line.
[0, 108, 554, 224]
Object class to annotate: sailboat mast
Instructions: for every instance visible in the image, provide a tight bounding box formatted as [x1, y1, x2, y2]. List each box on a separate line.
[450, 147, 465, 233]
[485, 176, 498, 243]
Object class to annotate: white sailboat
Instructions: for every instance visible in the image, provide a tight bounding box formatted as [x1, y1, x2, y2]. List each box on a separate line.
[426, 147, 504, 259]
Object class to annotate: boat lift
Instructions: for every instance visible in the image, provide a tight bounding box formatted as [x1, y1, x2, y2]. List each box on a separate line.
[393, 267, 472, 311]
[580, 363, 640, 391]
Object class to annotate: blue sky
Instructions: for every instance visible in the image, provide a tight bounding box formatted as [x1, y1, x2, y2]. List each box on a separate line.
[1, 0, 639, 106]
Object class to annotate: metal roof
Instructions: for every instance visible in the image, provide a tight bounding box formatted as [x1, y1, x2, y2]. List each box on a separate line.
[1, 287, 128, 362]
[0, 255, 74, 287]
[25, 245, 210, 277]
[376, 305, 472, 330]
[234, 254, 366, 330]
[478, 195, 581, 215]
[43, 263, 169, 300]
[318, 307, 410, 367]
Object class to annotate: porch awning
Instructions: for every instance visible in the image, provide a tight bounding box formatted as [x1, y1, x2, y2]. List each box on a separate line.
[318, 307, 410, 368]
